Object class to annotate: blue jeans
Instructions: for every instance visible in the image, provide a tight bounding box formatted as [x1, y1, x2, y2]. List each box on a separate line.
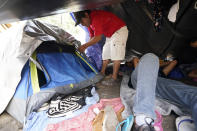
[131, 53, 197, 128]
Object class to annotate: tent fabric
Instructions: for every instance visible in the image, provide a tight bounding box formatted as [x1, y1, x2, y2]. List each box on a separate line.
[82, 25, 105, 71]
[7, 41, 102, 123]
[1, 20, 102, 123]
[85, 37, 105, 71]
[0, 20, 80, 114]
[0, 21, 41, 114]
[30, 51, 40, 94]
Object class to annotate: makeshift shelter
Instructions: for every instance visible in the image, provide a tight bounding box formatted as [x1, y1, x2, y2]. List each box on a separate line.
[0, 0, 197, 130]
[0, 20, 102, 123]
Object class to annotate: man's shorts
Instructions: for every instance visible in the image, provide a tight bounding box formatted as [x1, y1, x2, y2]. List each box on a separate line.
[102, 26, 129, 61]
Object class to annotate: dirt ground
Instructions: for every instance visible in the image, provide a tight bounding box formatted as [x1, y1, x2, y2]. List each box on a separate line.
[0, 77, 177, 131]
[0, 112, 23, 131]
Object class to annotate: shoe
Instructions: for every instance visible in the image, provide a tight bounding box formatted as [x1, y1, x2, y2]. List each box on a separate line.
[176, 116, 195, 131]
[48, 95, 83, 118]
[116, 115, 134, 131]
[50, 94, 64, 104]
[101, 78, 118, 86]
[122, 115, 134, 131]
[133, 124, 155, 131]
[133, 118, 155, 131]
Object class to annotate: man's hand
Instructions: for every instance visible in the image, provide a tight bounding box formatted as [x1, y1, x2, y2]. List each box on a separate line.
[78, 35, 102, 53]
[133, 57, 139, 68]
[78, 44, 88, 53]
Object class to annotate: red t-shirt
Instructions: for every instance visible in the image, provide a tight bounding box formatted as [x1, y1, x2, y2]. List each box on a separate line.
[88, 10, 126, 38]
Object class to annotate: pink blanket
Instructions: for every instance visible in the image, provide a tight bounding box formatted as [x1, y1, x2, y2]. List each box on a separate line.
[46, 98, 124, 131]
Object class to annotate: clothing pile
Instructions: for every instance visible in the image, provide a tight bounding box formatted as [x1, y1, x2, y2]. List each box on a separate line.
[24, 87, 125, 131]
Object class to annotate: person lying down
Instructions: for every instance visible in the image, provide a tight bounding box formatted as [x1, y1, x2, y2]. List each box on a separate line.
[129, 53, 197, 131]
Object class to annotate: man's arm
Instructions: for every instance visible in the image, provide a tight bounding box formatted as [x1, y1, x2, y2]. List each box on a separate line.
[132, 57, 139, 68]
[78, 35, 102, 52]
[190, 40, 197, 48]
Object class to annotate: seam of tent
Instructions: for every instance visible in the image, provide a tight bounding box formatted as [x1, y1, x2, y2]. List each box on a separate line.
[75, 52, 98, 74]
[30, 51, 40, 94]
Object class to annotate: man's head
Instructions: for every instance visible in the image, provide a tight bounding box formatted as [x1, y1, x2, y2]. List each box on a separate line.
[74, 10, 91, 27]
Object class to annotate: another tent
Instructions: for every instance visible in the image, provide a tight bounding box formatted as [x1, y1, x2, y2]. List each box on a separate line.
[0, 20, 102, 123]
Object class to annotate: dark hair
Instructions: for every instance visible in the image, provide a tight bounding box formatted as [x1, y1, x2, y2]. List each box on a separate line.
[74, 10, 91, 26]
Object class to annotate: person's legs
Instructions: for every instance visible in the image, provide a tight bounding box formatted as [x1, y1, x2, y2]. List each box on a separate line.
[130, 53, 197, 129]
[101, 26, 128, 86]
[129, 53, 159, 130]
[155, 77, 197, 128]
[112, 60, 121, 80]
[110, 26, 128, 80]
[101, 37, 111, 75]
[131, 53, 159, 120]
[101, 59, 110, 75]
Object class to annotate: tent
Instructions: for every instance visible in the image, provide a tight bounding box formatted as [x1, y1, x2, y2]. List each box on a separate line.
[1, 20, 103, 123]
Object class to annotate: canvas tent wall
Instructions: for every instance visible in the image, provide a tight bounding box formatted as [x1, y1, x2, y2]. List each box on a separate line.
[0, 21, 41, 115]
[6, 40, 101, 123]
[0, 20, 102, 121]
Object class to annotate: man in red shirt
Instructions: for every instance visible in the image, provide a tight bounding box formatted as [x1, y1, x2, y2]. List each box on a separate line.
[74, 10, 128, 86]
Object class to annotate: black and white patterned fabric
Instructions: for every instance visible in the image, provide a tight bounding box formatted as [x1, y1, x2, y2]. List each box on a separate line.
[47, 86, 92, 117]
